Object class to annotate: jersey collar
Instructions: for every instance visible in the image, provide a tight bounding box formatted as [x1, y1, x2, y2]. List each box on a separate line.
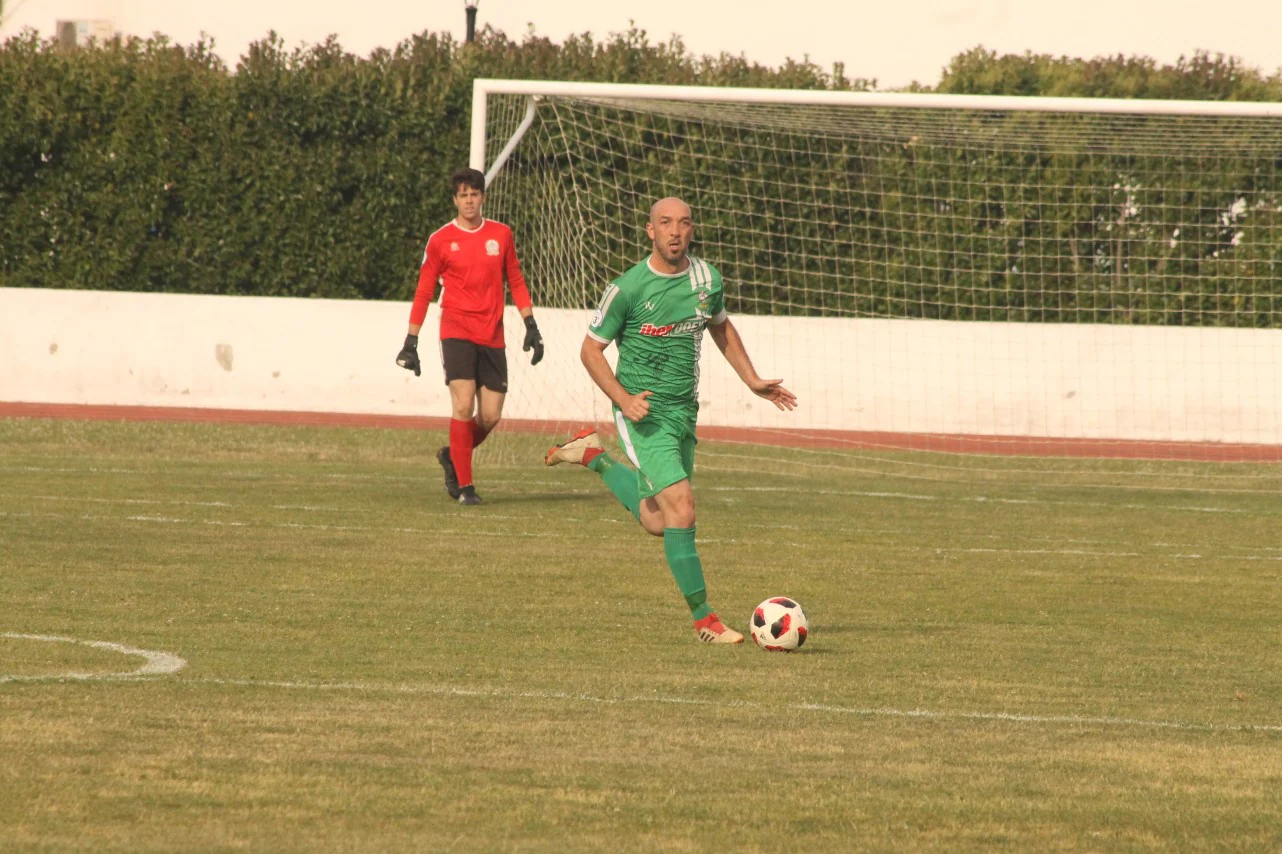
[646, 256, 691, 278]
[452, 217, 487, 233]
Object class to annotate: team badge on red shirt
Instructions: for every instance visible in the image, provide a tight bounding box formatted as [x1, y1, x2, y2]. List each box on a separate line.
[450, 241, 459, 252]
[485, 239, 500, 256]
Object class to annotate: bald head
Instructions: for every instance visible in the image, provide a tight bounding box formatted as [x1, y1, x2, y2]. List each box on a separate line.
[646, 197, 694, 272]
[649, 196, 691, 224]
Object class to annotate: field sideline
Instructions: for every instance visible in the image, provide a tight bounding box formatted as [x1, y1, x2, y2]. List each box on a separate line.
[2, 415, 1281, 851]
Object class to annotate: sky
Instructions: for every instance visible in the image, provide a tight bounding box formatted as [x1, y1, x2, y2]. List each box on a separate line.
[4, 0, 1282, 89]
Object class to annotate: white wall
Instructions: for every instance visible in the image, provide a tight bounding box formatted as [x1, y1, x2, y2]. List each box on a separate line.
[2, 287, 1280, 444]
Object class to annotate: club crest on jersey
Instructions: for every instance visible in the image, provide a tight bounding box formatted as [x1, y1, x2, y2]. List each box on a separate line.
[450, 241, 459, 252]
[485, 239, 500, 256]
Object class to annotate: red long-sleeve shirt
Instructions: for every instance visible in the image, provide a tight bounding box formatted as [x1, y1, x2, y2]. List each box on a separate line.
[409, 218, 532, 348]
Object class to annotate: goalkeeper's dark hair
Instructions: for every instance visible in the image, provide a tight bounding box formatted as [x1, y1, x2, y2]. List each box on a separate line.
[450, 167, 486, 196]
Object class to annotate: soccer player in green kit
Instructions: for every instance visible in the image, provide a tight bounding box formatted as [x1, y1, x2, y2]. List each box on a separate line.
[545, 197, 798, 644]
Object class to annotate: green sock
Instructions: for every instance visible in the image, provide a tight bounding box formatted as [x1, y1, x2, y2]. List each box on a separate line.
[587, 452, 641, 523]
[663, 526, 712, 620]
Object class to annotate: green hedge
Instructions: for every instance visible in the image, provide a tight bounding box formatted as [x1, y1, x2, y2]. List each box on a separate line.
[2, 30, 1281, 327]
[0, 27, 860, 301]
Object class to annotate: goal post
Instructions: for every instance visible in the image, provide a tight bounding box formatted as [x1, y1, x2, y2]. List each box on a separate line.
[468, 78, 1282, 486]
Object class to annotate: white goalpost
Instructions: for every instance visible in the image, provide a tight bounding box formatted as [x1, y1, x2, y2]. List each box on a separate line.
[469, 78, 1282, 485]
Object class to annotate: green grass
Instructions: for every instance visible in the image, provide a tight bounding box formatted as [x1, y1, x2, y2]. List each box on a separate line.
[2, 417, 1281, 851]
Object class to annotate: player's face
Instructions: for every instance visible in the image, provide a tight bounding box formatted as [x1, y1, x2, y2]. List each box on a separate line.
[646, 203, 693, 266]
[453, 185, 484, 222]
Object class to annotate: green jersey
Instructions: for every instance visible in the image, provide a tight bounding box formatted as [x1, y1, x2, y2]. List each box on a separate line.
[587, 256, 727, 411]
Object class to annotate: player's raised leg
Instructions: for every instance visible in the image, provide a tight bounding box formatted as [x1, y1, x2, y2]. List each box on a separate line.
[545, 429, 649, 526]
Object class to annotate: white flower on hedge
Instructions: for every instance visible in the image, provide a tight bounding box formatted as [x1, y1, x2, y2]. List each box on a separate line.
[1220, 197, 1247, 226]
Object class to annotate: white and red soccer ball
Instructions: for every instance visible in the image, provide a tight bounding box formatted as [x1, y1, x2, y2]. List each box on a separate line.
[750, 597, 809, 651]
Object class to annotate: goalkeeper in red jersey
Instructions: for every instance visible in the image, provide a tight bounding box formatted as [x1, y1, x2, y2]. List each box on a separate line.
[396, 168, 544, 506]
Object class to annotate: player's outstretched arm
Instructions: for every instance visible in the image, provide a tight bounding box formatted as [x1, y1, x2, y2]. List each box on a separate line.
[708, 318, 797, 412]
[581, 336, 652, 422]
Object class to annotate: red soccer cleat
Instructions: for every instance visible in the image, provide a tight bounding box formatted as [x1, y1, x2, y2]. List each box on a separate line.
[693, 612, 744, 645]
[544, 428, 604, 467]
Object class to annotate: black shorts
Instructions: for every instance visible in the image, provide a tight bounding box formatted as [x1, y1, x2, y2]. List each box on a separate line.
[439, 338, 508, 392]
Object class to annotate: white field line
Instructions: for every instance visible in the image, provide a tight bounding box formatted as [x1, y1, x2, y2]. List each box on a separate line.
[28, 495, 530, 522]
[0, 510, 638, 542]
[20, 494, 1258, 543]
[0, 633, 187, 683]
[7, 460, 1282, 501]
[34, 494, 233, 508]
[7, 464, 1276, 515]
[951, 548, 1143, 557]
[3, 638, 1278, 734]
[5, 507, 1282, 561]
[696, 447, 1282, 489]
[700, 437, 1282, 472]
[700, 484, 1255, 515]
[698, 459, 1282, 496]
[93, 674, 1282, 735]
[0, 465, 144, 475]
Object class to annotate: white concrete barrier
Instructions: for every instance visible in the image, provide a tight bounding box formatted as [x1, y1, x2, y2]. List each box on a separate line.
[2, 287, 1279, 444]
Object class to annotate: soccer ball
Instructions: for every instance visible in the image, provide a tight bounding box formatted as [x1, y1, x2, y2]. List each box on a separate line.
[750, 597, 809, 651]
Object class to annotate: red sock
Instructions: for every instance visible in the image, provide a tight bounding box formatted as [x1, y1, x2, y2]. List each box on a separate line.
[449, 418, 475, 487]
[471, 420, 491, 449]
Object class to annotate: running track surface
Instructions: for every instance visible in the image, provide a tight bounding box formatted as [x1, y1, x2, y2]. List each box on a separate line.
[3, 401, 1280, 462]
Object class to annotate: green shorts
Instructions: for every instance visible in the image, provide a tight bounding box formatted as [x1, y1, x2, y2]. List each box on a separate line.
[612, 406, 697, 500]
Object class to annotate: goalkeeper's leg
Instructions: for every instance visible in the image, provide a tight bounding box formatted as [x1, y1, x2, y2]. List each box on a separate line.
[445, 378, 483, 504]
[473, 384, 504, 448]
[441, 344, 507, 504]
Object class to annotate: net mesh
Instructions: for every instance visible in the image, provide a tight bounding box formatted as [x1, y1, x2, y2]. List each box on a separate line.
[477, 91, 1282, 490]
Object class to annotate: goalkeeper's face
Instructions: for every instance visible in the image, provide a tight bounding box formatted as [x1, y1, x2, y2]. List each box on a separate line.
[646, 198, 694, 266]
[453, 186, 485, 222]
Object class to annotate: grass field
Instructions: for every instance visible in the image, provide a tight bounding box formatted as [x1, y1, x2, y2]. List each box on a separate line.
[2, 416, 1281, 851]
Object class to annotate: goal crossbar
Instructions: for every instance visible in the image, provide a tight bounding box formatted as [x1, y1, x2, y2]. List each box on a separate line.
[471, 78, 1282, 172]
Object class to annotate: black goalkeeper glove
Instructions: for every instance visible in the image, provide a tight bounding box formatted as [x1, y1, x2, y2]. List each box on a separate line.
[522, 315, 544, 366]
[396, 333, 421, 377]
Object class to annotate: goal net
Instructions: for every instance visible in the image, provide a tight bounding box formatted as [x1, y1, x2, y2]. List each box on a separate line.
[472, 80, 1282, 490]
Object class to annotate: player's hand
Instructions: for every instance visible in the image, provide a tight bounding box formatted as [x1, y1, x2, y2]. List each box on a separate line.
[522, 315, 544, 366]
[749, 377, 797, 411]
[396, 334, 421, 377]
[620, 390, 653, 422]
